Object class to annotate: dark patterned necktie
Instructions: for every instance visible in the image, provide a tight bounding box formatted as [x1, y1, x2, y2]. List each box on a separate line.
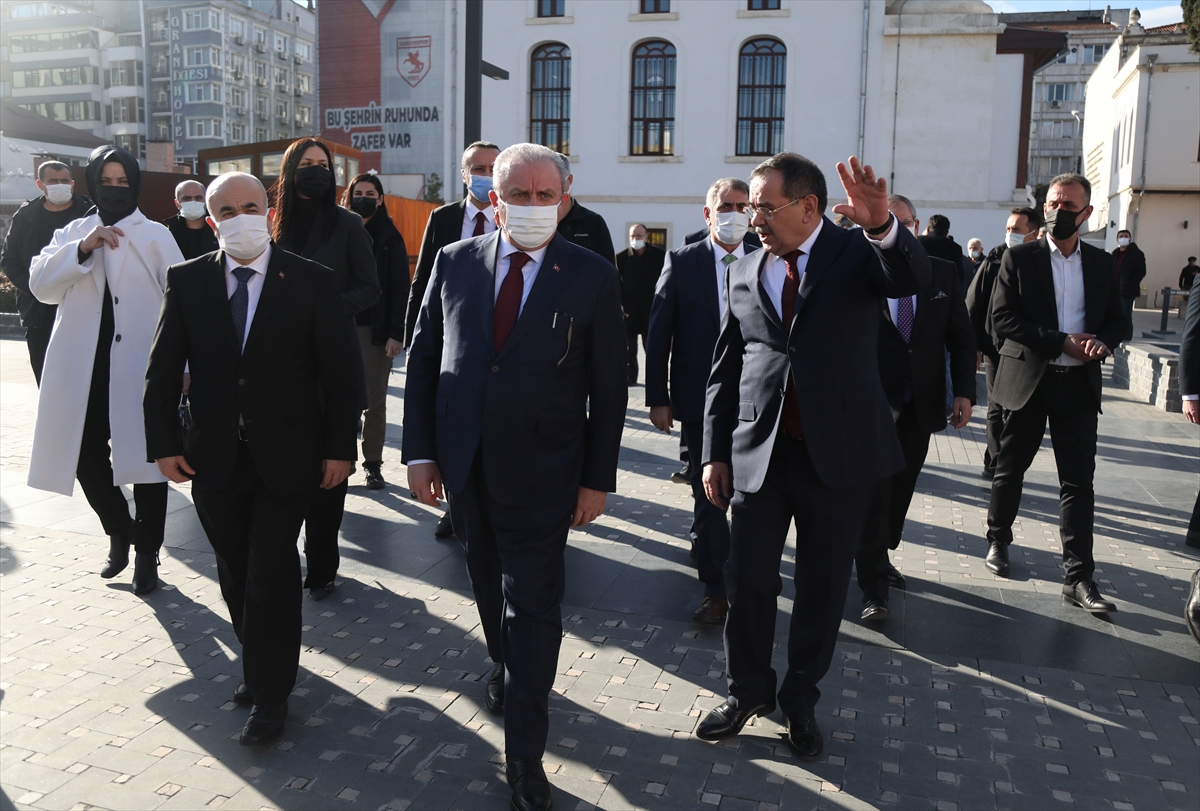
[473, 211, 486, 237]
[230, 265, 255, 351]
[779, 250, 804, 439]
[494, 252, 530, 351]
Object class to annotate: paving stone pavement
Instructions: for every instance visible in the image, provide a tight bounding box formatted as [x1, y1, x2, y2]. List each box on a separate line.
[1, 314, 1198, 811]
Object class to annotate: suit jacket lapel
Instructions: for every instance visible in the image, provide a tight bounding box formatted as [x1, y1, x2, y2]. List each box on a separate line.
[793, 218, 842, 320]
[477, 232, 501, 354]
[442, 200, 469, 245]
[497, 235, 571, 359]
[1080, 243, 1105, 332]
[752, 251, 784, 334]
[1033, 240, 1059, 330]
[699, 240, 721, 327]
[241, 246, 287, 358]
[205, 251, 242, 356]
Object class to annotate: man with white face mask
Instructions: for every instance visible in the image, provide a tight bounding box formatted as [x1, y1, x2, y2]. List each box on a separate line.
[1111, 229, 1146, 341]
[404, 143, 626, 811]
[0, 160, 91, 383]
[163, 179, 219, 260]
[144, 171, 359, 747]
[965, 206, 1042, 479]
[646, 177, 754, 625]
[616, 223, 666, 385]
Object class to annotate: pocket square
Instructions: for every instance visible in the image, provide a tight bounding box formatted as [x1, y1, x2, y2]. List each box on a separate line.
[932, 291, 948, 300]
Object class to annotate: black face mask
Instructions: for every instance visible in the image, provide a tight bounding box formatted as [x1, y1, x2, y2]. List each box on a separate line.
[294, 165, 332, 198]
[95, 185, 137, 221]
[1043, 206, 1082, 241]
[350, 197, 378, 217]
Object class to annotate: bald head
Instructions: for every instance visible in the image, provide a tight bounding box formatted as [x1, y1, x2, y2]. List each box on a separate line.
[175, 180, 205, 202]
[206, 172, 269, 221]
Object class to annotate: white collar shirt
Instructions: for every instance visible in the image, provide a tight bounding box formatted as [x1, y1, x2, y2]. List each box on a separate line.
[462, 198, 497, 241]
[496, 231, 549, 314]
[709, 235, 745, 316]
[1048, 238, 1086, 366]
[224, 244, 271, 350]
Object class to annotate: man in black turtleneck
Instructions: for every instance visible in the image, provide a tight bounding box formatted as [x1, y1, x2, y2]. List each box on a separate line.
[163, 179, 219, 260]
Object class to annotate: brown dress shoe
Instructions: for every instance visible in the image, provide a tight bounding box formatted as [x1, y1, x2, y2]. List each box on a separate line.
[692, 596, 728, 625]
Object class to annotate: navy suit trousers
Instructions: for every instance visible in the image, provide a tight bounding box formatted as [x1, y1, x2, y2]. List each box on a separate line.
[450, 451, 574, 760]
[682, 421, 730, 599]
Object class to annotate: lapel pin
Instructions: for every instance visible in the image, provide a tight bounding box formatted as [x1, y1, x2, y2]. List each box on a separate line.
[553, 264, 561, 273]
[278, 272, 285, 279]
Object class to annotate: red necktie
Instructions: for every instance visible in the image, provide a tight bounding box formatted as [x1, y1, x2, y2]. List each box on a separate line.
[494, 252, 530, 352]
[473, 211, 486, 237]
[780, 250, 804, 439]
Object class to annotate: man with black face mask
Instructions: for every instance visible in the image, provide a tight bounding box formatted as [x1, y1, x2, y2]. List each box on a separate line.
[27, 145, 185, 596]
[984, 173, 1127, 613]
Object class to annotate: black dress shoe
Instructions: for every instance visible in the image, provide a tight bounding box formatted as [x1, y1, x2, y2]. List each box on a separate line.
[784, 709, 823, 760]
[861, 599, 889, 622]
[434, 511, 455, 539]
[696, 699, 773, 742]
[885, 562, 906, 590]
[309, 581, 336, 601]
[485, 662, 505, 714]
[670, 468, 690, 485]
[505, 757, 553, 811]
[1185, 569, 1200, 645]
[1062, 581, 1116, 613]
[233, 680, 253, 706]
[981, 466, 995, 480]
[100, 528, 132, 579]
[985, 540, 1009, 576]
[131, 551, 158, 595]
[692, 596, 729, 625]
[240, 701, 287, 746]
[364, 462, 386, 490]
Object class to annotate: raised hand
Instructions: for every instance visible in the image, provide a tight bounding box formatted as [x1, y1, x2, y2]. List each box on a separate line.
[832, 157, 890, 231]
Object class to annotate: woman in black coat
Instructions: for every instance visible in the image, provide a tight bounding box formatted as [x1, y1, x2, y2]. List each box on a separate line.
[271, 138, 379, 601]
[342, 173, 409, 490]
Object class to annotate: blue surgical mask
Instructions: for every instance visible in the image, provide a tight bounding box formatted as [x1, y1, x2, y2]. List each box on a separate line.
[467, 174, 493, 202]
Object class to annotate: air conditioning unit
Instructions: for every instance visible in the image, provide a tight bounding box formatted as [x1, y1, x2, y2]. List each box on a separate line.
[275, 83, 288, 93]
[293, 55, 302, 64]
[293, 87, 302, 96]
[254, 42, 266, 52]
[276, 115, 289, 124]
[1050, 99, 1061, 108]
[233, 70, 244, 80]
[276, 50, 288, 60]
[255, 77, 267, 87]
[235, 106, 247, 115]
[233, 35, 245, 46]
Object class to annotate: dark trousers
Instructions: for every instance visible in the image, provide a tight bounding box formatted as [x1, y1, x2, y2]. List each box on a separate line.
[681, 421, 729, 599]
[76, 287, 167, 553]
[724, 436, 873, 717]
[856, 401, 931, 603]
[192, 442, 309, 707]
[26, 323, 51, 386]
[625, 321, 646, 383]
[448, 452, 573, 760]
[302, 479, 347, 588]
[982, 357, 1004, 473]
[986, 366, 1098, 584]
[1187, 488, 1200, 549]
[1121, 296, 1136, 341]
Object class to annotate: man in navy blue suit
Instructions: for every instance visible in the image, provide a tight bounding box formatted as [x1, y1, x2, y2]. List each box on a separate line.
[403, 143, 626, 811]
[646, 177, 755, 626]
[698, 153, 929, 760]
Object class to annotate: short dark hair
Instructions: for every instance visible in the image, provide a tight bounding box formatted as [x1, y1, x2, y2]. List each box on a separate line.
[37, 160, 70, 181]
[750, 152, 827, 213]
[1117, 229, 1131, 237]
[1011, 206, 1043, 229]
[461, 140, 500, 171]
[927, 213, 950, 237]
[1189, 256, 1197, 262]
[1049, 172, 1092, 203]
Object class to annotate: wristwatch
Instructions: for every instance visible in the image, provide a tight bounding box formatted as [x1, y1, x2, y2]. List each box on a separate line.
[865, 214, 893, 237]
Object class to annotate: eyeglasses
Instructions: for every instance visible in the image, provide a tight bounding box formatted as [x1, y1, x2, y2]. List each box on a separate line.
[897, 218, 916, 229]
[747, 197, 803, 221]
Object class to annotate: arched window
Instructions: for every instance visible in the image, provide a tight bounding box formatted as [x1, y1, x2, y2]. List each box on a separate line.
[630, 40, 676, 156]
[736, 38, 786, 156]
[530, 42, 571, 154]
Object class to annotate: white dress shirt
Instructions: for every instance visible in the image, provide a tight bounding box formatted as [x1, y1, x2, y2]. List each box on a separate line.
[462, 198, 497, 242]
[760, 214, 899, 320]
[225, 244, 271, 350]
[495, 231, 549, 314]
[1048, 238, 1086, 367]
[710, 235, 745, 316]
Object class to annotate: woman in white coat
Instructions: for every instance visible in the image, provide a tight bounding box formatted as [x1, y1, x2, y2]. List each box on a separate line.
[28, 145, 185, 595]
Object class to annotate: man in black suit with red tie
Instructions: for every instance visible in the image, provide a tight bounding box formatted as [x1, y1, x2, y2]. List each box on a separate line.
[405, 140, 501, 540]
[404, 143, 626, 811]
[698, 153, 929, 759]
[984, 173, 1126, 612]
[646, 177, 754, 625]
[144, 172, 359, 745]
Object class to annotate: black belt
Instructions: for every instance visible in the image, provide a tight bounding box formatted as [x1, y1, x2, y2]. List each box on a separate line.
[1047, 364, 1086, 374]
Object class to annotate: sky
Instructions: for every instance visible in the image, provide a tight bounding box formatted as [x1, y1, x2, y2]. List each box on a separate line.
[986, 0, 1185, 26]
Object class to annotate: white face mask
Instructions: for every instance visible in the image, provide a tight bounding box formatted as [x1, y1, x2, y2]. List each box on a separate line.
[43, 183, 73, 205]
[630, 237, 646, 251]
[1005, 231, 1027, 250]
[1116, 236, 1130, 248]
[216, 213, 271, 260]
[969, 249, 982, 260]
[909, 225, 920, 238]
[180, 200, 207, 221]
[713, 211, 750, 246]
[499, 200, 560, 249]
